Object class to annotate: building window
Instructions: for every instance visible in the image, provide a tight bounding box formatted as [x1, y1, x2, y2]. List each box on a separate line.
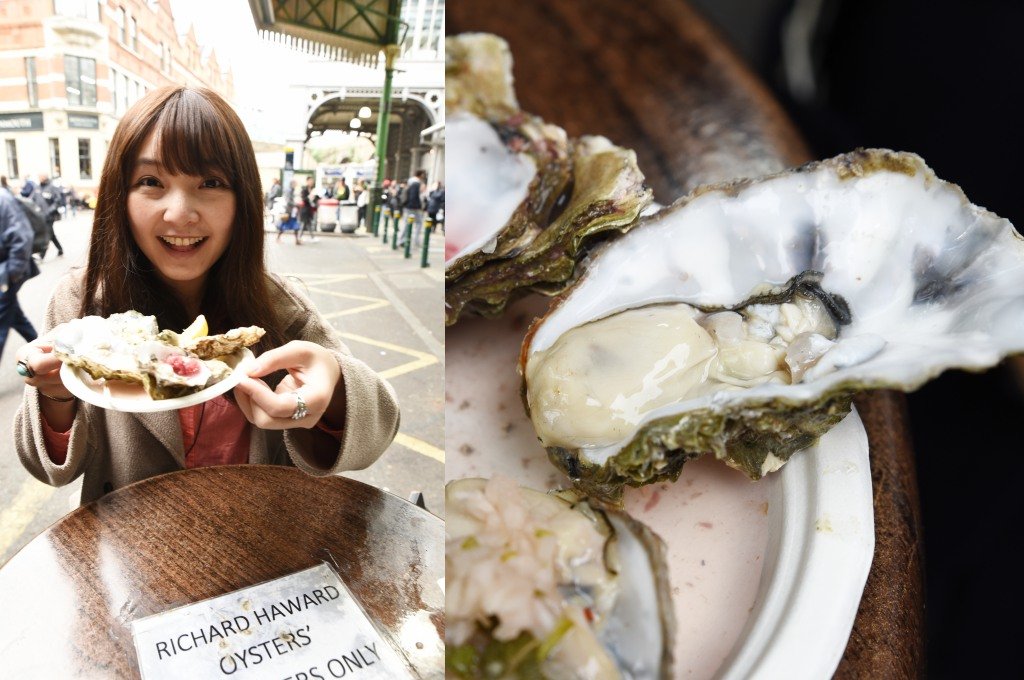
[49, 138, 61, 177]
[54, 0, 100, 21]
[402, 0, 445, 55]
[4, 140, 18, 179]
[79, 138, 93, 180]
[130, 16, 138, 51]
[25, 57, 38, 107]
[116, 6, 126, 44]
[78, 137, 93, 179]
[161, 42, 171, 74]
[64, 56, 97, 107]
[113, 70, 126, 114]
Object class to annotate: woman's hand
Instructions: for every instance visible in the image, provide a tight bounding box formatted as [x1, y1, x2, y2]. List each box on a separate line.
[233, 340, 344, 430]
[16, 339, 74, 400]
[16, 336, 78, 432]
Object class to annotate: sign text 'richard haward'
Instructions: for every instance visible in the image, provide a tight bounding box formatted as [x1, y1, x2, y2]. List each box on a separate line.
[131, 564, 412, 679]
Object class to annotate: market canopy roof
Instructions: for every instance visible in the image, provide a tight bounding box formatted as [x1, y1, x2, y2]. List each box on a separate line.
[247, 0, 406, 68]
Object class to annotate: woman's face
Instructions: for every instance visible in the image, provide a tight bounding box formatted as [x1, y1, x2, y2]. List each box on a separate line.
[127, 130, 235, 299]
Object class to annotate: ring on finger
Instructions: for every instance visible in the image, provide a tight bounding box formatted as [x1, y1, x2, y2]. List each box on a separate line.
[290, 391, 309, 420]
[16, 361, 35, 379]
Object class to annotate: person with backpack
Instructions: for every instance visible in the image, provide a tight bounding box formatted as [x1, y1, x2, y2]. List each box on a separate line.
[3, 179, 50, 258]
[0, 176, 39, 362]
[25, 174, 64, 258]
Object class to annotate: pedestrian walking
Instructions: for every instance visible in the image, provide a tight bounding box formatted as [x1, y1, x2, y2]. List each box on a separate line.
[13, 86, 399, 505]
[356, 180, 369, 230]
[299, 175, 319, 241]
[277, 179, 301, 245]
[336, 178, 351, 202]
[0, 175, 40, 362]
[427, 181, 445, 233]
[26, 174, 64, 258]
[399, 170, 426, 247]
[265, 177, 282, 209]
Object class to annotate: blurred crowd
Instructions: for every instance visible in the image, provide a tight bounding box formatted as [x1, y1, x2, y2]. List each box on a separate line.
[265, 171, 444, 247]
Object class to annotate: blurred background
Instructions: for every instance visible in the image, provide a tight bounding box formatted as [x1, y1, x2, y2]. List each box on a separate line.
[689, 0, 1022, 676]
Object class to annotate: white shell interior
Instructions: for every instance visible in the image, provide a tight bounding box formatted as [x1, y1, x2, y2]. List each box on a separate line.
[445, 112, 536, 268]
[527, 160, 1024, 458]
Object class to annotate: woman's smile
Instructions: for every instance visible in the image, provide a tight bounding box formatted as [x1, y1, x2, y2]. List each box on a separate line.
[158, 235, 208, 250]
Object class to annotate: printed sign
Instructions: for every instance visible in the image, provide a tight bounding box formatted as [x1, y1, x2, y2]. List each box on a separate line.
[0, 112, 43, 131]
[131, 563, 413, 680]
[68, 113, 99, 129]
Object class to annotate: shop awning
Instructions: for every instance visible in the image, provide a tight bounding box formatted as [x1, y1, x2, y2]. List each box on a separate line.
[247, 0, 407, 68]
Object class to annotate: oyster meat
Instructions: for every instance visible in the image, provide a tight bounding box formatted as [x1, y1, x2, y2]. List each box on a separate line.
[446, 477, 674, 679]
[445, 34, 652, 325]
[520, 149, 1024, 498]
[54, 311, 261, 400]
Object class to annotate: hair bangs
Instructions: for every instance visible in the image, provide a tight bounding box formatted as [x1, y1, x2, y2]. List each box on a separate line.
[150, 89, 235, 181]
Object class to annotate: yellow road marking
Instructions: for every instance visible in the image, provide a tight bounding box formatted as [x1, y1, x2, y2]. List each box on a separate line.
[284, 273, 366, 284]
[322, 301, 391, 317]
[392, 433, 444, 463]
[338, 332, 439, 380]
[303, 286, 391, 318]
[0, 478, 57, 557]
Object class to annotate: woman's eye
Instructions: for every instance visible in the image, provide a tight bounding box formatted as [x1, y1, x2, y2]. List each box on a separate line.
[202, 178, 228, 189]
[136, 176, 161, 188]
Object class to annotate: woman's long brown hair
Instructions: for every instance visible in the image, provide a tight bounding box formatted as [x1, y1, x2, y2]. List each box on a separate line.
[84, 86, 286, 352]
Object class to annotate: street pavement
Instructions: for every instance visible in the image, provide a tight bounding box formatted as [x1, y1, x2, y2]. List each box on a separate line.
[0, 212, 445, 566]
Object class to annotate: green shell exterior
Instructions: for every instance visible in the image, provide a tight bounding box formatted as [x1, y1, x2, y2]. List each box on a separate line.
[445, 34, 653, 326]
[446, 136, 652, 324]
[547, 392, 853, 501]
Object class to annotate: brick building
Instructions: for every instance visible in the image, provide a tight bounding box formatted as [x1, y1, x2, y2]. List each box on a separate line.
[0, 0, 232, 195]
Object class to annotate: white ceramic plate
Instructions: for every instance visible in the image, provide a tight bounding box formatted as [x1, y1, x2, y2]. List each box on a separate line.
[716, 408, 875, 679]
[59, 348, 255, 412]
[446, 294, 876, 679]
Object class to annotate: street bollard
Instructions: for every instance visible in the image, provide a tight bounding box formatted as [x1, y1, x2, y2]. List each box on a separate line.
[373, 205, 382, 237]
[403, 214, 414, 258]
[420, 218, 433, 267]
[391, 211, 400, 250]
[380, 209, 389, 242]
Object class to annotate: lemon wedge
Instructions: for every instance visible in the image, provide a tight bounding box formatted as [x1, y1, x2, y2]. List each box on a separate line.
[180, 314, 208, 342]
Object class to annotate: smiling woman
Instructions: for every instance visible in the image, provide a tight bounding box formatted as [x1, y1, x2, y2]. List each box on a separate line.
[126, 131, 237, 312]
[11, 86, 400, 505]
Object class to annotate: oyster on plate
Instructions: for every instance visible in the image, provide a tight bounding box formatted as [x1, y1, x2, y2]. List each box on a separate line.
[520, 149, 1024, 499]
[446, 477, 674, 679]
[445, 33, 652, 325]
[53, 311, 262, 400]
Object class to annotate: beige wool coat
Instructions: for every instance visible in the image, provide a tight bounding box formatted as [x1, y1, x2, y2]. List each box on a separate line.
[14, 270, 400, 504]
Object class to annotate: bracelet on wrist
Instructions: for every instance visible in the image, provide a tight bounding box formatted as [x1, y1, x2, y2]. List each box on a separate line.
[39, 392, 76, 403]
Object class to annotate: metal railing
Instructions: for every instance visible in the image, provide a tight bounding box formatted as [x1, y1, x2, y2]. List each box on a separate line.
[378, 208, 437, 268]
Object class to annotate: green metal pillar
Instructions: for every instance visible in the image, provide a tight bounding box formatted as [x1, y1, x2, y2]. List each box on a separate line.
[369, 1, 402, 236]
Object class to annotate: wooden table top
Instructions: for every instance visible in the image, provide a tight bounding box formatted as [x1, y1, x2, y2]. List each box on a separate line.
[0, 466, 444, 678]
[450, 1, 925, 677]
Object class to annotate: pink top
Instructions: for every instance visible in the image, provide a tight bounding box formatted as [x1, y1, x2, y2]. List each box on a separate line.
[42, 396, 344, 468]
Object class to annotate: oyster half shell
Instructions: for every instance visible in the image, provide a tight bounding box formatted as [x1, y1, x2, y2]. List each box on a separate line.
[521, 149, 1024, 498]
[54, 311, 261, 401]
[445, 477, 674, 679]
[445, 34, 652, 325]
